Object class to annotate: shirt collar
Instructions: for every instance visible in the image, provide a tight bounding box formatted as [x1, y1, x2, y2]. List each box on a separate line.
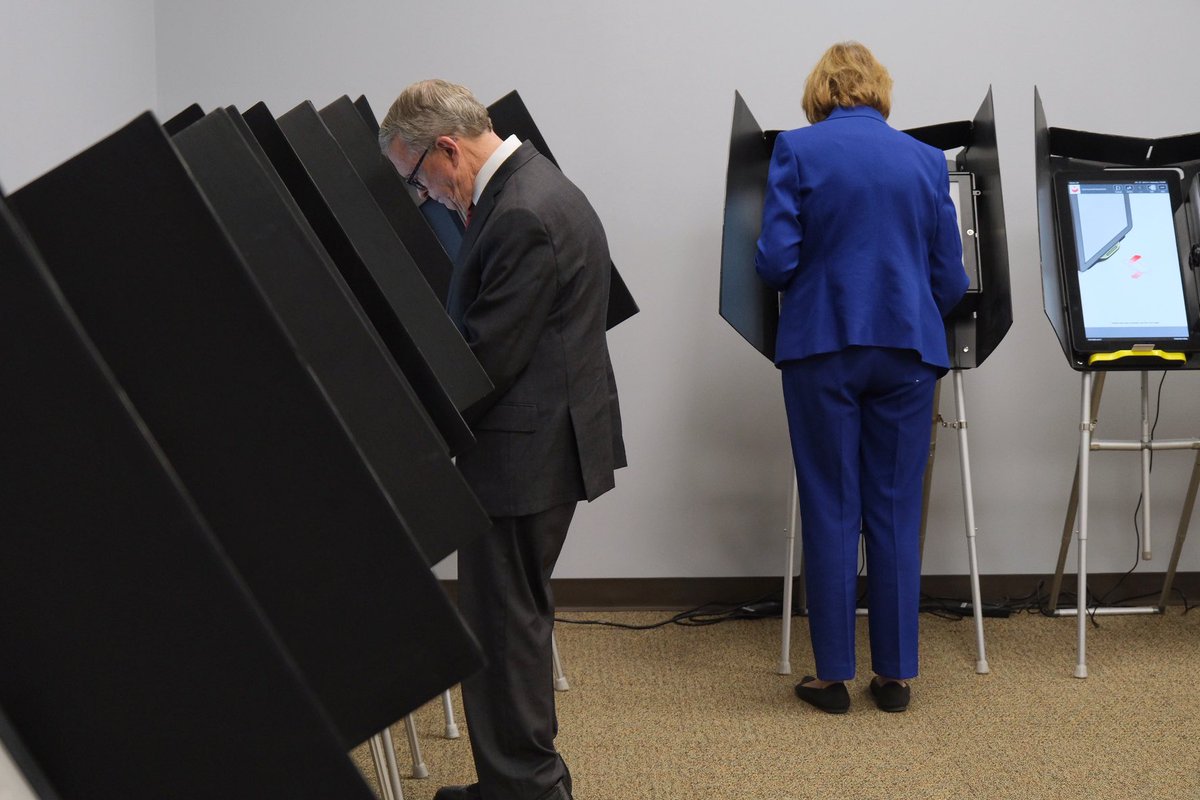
[824, 106, 887, 123]
[473, 134, 522, 205]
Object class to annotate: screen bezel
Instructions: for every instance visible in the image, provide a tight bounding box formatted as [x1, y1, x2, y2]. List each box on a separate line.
[1053, 168, 1200, 354]
[948, 171, 982, 293]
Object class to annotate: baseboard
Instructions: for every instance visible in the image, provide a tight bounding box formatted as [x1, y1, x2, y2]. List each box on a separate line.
[439, 572, 1200, 611]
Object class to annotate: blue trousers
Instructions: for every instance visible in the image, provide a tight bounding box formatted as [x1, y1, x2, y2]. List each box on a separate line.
[781, 347, 937, 681]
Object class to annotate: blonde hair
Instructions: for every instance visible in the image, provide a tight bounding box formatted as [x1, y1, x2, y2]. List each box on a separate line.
[378, 79, 492, 153]
[801, 42, 893, 124]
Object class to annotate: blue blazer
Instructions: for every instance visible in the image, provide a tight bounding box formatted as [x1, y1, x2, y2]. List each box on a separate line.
[755, 106, 969, 371]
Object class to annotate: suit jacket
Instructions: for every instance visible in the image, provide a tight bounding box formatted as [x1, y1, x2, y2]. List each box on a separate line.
[448, 142, 625, 518]
[754, 106, 969, 371]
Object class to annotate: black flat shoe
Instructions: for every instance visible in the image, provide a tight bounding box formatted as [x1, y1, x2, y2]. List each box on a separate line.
[794, 676, 850, 714]
[869, 677, 910, 712]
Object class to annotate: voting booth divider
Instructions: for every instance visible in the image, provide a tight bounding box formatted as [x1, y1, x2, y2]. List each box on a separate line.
[171, 106, 490, 568]
[1, 100, 501, 796]
[1034, 88, 1200, 677]
[0, 193, 377, 800]
[351, 95, 470, 281]
[161, 102, 204, 136]
[320, 95, 456, 305]
[719, 88, 1014, 677]
[242, 100, 487, 458]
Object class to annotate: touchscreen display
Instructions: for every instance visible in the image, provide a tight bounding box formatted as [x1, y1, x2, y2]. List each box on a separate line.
[1065, 178, 1189, 340]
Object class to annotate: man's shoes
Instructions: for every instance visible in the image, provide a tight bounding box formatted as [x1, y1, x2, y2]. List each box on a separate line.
[432, 785, 481, 800]
[869, 677, 911, 712]
[793, 676, 850, 714]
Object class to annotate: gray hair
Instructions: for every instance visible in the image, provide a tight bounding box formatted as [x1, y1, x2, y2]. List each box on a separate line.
[378, 79, 493, 154]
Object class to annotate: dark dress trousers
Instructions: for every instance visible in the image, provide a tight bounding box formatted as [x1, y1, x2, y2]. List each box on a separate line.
[448, 141, 625, 799]
[755, 106, 969, 681]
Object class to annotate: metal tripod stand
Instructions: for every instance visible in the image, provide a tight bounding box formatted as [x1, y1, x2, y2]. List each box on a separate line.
[1046, 370, 1200, 677]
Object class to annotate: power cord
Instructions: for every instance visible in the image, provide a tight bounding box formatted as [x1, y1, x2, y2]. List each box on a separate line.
[556, 578, 1192, 630]
[555, 591, 781, 630]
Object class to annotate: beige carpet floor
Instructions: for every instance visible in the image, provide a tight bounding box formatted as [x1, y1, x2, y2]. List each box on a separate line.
[353, 609, 1200, 799]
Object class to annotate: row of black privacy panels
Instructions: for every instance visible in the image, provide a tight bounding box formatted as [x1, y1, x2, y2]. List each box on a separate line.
[0, 96, 500, 799]
[721, 85, 1200, 373]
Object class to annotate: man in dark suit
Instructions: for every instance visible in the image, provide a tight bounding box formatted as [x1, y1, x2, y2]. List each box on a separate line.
[380, 79, 625, 800]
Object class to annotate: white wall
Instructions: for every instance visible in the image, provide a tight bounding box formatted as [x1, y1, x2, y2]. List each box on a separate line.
[147, 0, 1200, 579]
[8, 1, 1199, 580]
[0, 1, 157, 189]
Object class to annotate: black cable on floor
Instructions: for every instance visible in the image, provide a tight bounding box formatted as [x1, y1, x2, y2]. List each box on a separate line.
[555, 591, 781, 630]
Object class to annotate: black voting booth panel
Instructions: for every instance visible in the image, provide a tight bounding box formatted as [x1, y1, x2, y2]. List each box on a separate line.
[719, 92, 778, 360]
[720, 88, 1013, 370]
[0, 197, 374, 799]
[320, 95, 454, 304]
[276, 100, 493, 413]
[8, 114, 482, 748]
[162, 102, 204, 135]
[488, 90, 559, 164]
[413, 89, 640, 331]
[172, 108, 490, 566]
[906, 88, 1012, 369]
[1034, 87, 1200, 370]
[243, 101, 483, 455]
[489, 90, 640, 332]
[352, 95, 469, 265]
[354, 93, 377, 130]
[1034, 89, 1067, 361]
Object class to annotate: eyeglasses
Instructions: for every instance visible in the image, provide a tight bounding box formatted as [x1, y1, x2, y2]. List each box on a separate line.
[406, 146, 430, 192]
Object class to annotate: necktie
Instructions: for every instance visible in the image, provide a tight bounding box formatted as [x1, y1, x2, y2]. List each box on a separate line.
[465, 204, 474, 228]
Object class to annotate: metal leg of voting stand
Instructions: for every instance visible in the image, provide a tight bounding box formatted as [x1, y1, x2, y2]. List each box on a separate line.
[440, 690, 460, 739]
[779, 375, 989, 675]
[1048, 373, 1107, 614]
[920, 373, 988, 674]
[1159, 449, 1200, 609]
[370, 702, 451, 797]
[950, 370, 990, 674]
[1068, 371, 1097, 678]
[368, 728, 406, 800]
[1047, 370, 1200, 678]
[403, 714, 428, 779]
[551, 629, 570, 691]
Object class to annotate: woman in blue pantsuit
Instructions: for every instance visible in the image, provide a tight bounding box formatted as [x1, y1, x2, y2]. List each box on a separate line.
[755, 42, 969, 713]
